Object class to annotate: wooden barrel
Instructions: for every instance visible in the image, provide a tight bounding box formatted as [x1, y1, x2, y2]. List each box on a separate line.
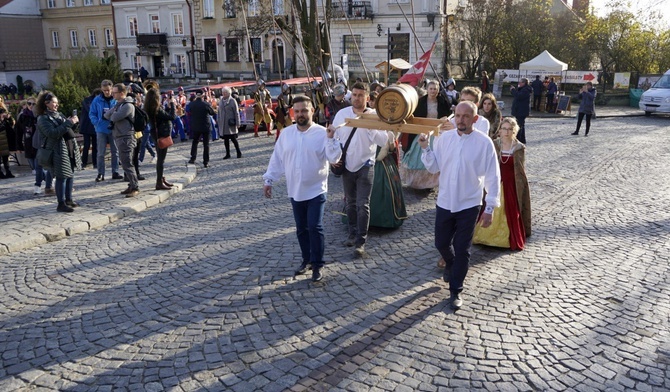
[375, 84, 419, 124]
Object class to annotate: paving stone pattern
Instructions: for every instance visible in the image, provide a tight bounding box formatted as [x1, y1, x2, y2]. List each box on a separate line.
[0, 115, 669, 391]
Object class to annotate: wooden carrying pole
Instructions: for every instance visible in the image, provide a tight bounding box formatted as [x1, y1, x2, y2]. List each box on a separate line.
[344, 113, 450, 135]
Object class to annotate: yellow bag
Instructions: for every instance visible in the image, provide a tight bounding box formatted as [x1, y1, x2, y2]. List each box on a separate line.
[473, 183, 510, 248]
[135, 131, 143, 139]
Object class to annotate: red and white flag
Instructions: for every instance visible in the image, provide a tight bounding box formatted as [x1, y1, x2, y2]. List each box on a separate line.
[398, 41, 435, 86]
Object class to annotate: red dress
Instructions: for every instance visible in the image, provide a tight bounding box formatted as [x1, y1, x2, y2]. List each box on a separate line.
[500, 153, 526, 250]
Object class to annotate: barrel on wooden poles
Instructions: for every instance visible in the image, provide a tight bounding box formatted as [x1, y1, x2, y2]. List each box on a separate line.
[375, 84, 419, 124]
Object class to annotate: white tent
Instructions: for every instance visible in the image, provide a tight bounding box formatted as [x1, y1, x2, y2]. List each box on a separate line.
[519, 50, 568, 72]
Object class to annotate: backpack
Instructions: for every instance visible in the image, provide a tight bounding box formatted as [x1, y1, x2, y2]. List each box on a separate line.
[123, 102, 148, 132]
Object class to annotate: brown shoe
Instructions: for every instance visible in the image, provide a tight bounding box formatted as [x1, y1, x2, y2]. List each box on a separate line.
[126, 189, 140, 198]
[45, 188, 55, 195]
[155, 183, 171, 190]
[120, 187, 133, 195]
[162, 177, 173, 187]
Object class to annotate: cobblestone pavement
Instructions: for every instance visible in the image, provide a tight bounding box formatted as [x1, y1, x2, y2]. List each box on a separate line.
[1, 113, 669, 391]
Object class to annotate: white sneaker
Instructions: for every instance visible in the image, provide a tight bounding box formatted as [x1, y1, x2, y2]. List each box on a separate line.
[33, 186, 41, 195]
[151, 156, 157, 163]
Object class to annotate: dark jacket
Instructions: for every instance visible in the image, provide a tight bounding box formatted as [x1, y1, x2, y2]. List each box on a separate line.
[16, 108, 37, 158]
[531, 78, 544, 95]
[511, 85, 533, 118]
[150, 104, 177, 142]
[188, 98, 216, 134]
[79, 94, 97, 136]
[413, 94, 451, 119]
[37, 110, 79, 178]
[576, 88, 597, 115]
[326, 98, 351, 124]
[0, 116, 15, 157]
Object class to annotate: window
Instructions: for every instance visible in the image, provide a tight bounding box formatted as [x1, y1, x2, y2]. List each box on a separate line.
[52, 31, 60, 48]
[203, 0, 215, 18]
[100, 0, 110, 4]
[47, 0, 56, 7]
[105, 28, 114, 46]
[248, 38, 261, 62]
[66, 0, 75, 7]
[84, 0, 93, 5]
[88, 29, 97, 47]
[131, 55, 141, 71]
[389, 33, 409, 61]
[171, 13, 184, 35]
[223, 0, 236, 18]
[70, 30, 78, 48]
[225, 38, 239, 62]
[149, 14, 160, 34]
[204, 38, 218, 62]
[175, 54, 187, 74]
[248, 0, 260, 16]
[343, 35, 361, 68]
[459, 39, 465, 62]
[273, 0, 283, 15]
[128, 16, 138, 37]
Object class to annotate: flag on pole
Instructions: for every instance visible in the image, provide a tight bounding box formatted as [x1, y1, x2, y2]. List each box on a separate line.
[398, 41, 436, 86]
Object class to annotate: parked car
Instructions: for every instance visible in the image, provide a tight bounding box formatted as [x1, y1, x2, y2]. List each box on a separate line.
[639, 69, 670, 116]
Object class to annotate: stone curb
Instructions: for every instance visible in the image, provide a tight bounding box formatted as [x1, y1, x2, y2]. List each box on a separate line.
[0, 159, 197, 256]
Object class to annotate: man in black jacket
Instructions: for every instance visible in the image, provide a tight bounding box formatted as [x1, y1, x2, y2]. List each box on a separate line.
[187, 94, 216, 167]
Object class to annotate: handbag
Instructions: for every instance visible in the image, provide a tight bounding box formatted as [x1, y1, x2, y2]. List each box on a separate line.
[158, 136, 173, 149]
[330, 127, 357, 177]
[227, 117, 236, 126]
[36, 138, 54, 170]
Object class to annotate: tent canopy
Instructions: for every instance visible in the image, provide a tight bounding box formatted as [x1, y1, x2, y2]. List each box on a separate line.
[519, 50, 568, 72]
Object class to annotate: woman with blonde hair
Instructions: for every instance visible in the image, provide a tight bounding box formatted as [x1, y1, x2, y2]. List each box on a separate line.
[478, 93, 502, 139]
[473, 117, 531, 250]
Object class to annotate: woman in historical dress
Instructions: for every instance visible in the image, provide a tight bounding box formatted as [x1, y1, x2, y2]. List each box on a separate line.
[368, 131, 407, 228]
[399, 80, 451, 189]
[473, 117, 531, 250]
[478, 93, 502, 139]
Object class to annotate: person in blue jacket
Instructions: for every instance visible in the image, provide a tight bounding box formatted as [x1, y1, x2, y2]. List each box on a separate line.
[510, 78, 533, 144]
[89, 79, 122, 182]
[571, 82, 597, 136]
[530, 75, 544, 111]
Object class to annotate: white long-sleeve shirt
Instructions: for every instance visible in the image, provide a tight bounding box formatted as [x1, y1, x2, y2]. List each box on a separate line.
[421, 129, 500, 212]
[332, 106, 389, 172]
[263, 124, 342, 201]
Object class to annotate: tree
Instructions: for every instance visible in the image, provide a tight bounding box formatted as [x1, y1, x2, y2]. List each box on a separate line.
[51, 69, 89, 117]
[451, 0, 504, 78]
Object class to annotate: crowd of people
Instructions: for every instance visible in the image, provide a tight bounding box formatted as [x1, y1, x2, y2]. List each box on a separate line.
[3, 70, 581, 309]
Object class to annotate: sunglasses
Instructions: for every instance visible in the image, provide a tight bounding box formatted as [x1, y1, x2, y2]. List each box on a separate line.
[27, 102, 35, 106]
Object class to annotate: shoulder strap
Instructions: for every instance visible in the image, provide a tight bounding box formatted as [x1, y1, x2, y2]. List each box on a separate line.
[341, 127, 357, 154]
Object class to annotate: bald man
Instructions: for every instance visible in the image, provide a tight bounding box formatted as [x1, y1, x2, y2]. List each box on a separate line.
[419, 101, 501, 310]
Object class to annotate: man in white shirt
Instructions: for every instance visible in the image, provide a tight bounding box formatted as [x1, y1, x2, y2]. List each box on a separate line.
[263, 96, 342, 282]
[419, 101, 500, 310]
[329, 82, 389, 256]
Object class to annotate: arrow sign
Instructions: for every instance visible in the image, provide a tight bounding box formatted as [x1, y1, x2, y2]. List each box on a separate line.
[583, 73, 596, 81]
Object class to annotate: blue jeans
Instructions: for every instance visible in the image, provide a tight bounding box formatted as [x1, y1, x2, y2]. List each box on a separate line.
[55, 177, 73, 204]
[342, 164, 375, 246]
[30, 158, 53, 188]
[96, 132, 119, 176]
[139, 130, 155, 162]
[290, 193, 327, 268]
[435, 205, 481, 295]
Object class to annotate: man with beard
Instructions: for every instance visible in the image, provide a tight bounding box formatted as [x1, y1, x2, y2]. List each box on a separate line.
[263, 96, 342, 282]
[419, 101, 500, 310]
[329, 82, 388, 257]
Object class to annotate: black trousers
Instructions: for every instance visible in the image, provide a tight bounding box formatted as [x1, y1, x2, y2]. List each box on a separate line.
[190, 130, 209, 165]
[533, 94, 542, 111]
[223, 135, 241, 157]
[81, 133, 97, 168]
[576, 112, 592, 135]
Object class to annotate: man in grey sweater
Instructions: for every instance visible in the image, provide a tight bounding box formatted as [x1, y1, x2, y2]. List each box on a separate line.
[104, 83, 139, 197]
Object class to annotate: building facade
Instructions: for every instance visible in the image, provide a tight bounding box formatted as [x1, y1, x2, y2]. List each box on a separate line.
[191, 0, 297, 81]
[0, 0, 48, 89]
[40, 0, 114, 78]
[111, 0, 193, 79]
